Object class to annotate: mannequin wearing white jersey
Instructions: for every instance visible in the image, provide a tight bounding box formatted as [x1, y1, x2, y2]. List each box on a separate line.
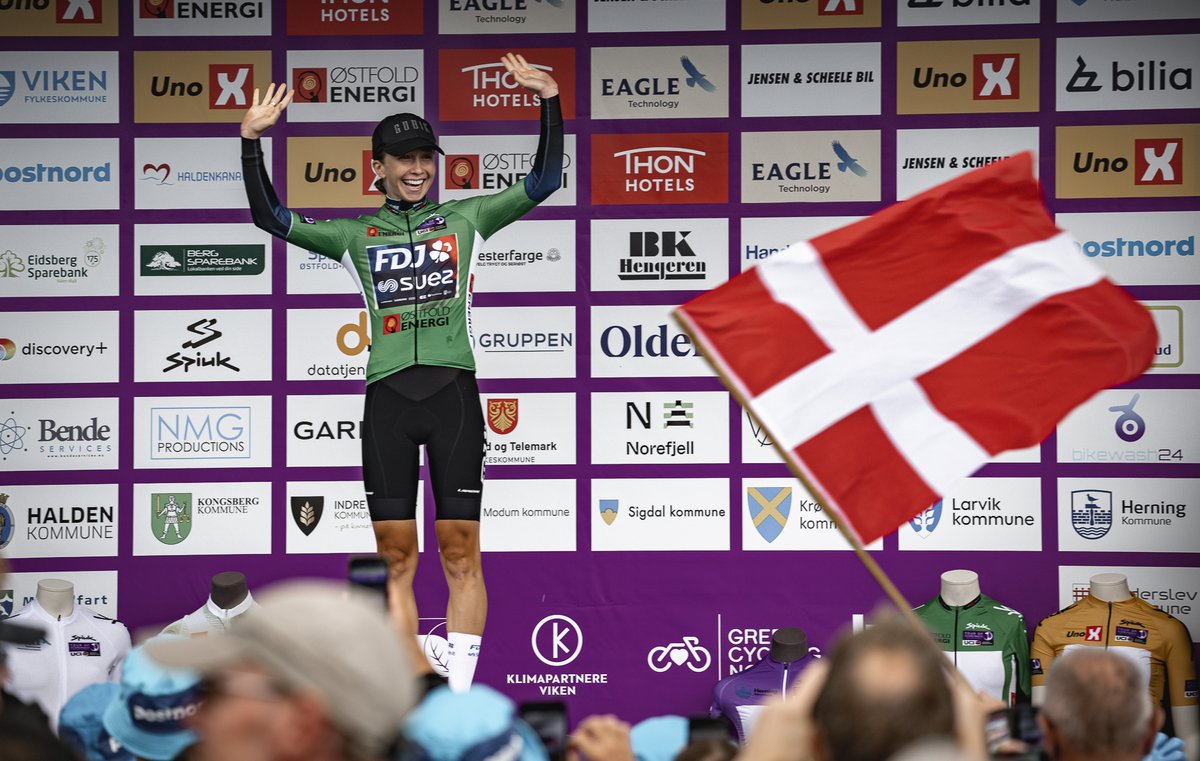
[2, 579, 130, 731]
[161, 572, 256, 638]
[1032, 574, 1198, 761]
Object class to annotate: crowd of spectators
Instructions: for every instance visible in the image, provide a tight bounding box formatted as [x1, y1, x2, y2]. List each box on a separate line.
[0, 563, 1187, 761]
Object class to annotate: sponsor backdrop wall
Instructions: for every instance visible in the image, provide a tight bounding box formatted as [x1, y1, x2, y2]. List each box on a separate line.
[1, 0, 1198, 723]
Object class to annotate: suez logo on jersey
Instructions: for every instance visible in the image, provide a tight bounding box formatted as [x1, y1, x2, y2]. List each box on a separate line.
[896, 39, 1039, 114]
[133, 51, 271, 123]
[287, 50, 424, 122]
[135, 396, 271, 469]
[0, 398, 118, 472]
[741, 43, 880, 118]
[896, 0, 1039, 28]
[591, 46, 728, 121]
[438, 48, 575, 121]
[589, 218, 728, 292]
[1058, 35, 1197, 112]
[741, 131, 880, 204]
[1056, 124, 1200, 200]
[367, 235, 460, 311]
[741, 0, 880, 30]
[134, 0, 270, 35]
[591, 134, 728, 205]
[0, 484, 118, 560]
[286, 0, 421, 36]
[0, 0, 118, 36]
[0, 51, 118, 124]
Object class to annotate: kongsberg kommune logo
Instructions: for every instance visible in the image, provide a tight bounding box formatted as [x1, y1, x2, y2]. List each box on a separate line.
[151, 492, 192, 545]
[599, 499, 618, 526]
[1070, 490, 1113, 540]
[486, 398, 518, 435]
[909, 499, 943, 538]
[1109, 393, 1146, 442]
[0, 493, 14, 550]
[747, 487, 791, 543]
[290, 496, 323, 536]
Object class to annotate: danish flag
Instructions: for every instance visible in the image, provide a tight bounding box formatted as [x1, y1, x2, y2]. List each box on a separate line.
[676, 153, 1155, 545]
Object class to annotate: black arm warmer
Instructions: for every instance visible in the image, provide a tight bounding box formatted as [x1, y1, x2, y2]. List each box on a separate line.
[241, 137, 292, 239]
[523, 94, 564, 203]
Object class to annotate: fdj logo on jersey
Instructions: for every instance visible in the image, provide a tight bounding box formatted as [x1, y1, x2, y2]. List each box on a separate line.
[369, 234, 459, 309]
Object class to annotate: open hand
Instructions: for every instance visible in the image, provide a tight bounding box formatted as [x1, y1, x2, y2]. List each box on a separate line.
[501, 52, 559, 99]
[240, 82, 293, 140]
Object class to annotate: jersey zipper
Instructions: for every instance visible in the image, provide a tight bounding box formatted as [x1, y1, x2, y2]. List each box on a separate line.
[403, 208, 418, 366]
[55, 614, 67, 714]
[1105, 601, 1112, 649]
[953, 605, 960, 670]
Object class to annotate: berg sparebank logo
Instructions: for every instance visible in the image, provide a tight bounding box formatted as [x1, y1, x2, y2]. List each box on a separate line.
[591, 45, 727, 120]
[592, 133, 728, 205]
[438, 134, 577, 207]
[439, 48, 576, 121]
[0, 0, 118, 36]
[1058, 34, 1197, 113]
[288, 50, 424, 123]
[135, 0, 271, 35]
[0, 52, 118, 124]
[897, 39, 1039, 114]
[286, 0, 422, 37]
[134, 51, 271, 123]
[741, 0, 881, 30]
[741, 131, 880, 203]
[1056, 124, 1200, 199]
[0, 139, 118, 211]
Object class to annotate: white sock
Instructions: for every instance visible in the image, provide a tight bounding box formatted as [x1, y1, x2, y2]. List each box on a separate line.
[446, 632, 482, 693]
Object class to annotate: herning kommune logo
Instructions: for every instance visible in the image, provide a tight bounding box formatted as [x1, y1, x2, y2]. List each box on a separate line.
[1070, 490, 1113, 540]
[151, 492, 192, 545]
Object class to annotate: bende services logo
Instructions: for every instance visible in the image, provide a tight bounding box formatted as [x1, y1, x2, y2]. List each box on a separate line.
[1056, 124, 1199, 199]
[0, 398, 118, 472]
[439, 48, 575, 120]
[897, 39, 1039, 114]
[592, 133, 728, 205]
[134, 51, 271, 123]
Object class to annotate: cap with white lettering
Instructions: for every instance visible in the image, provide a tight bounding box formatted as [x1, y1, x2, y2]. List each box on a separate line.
[102, 636, 200, 761]
[372, 113, 445, 159]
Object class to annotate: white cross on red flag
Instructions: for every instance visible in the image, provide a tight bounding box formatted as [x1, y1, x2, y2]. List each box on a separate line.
[675, 153, 1156, 546]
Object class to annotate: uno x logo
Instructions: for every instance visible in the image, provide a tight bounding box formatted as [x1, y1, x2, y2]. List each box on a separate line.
[1085, 626, 1103, 642]
[819, 0, 862, 14]
[209, 65, 252, 109]
[1135, 139, 1183, 185]
[58, 0, 100, 23]
[974, 55, 1019, 100]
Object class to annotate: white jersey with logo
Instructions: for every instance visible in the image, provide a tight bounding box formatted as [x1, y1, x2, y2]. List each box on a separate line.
[1, 599, 131, 731]
[160, 594, 256, 638]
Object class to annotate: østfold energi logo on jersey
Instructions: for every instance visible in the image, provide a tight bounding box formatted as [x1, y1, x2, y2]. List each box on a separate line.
[369, 233, 459, 309]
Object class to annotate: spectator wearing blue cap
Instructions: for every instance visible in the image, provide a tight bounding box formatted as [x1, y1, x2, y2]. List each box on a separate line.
[102, 636, 202, 761]
[58, 683, 134, 761]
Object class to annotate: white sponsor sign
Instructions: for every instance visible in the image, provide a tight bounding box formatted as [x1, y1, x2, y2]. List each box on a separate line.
[899, 478, 1041, 551]
[285, 481, 422, 554]
[134, 0, 272, 35]
[899, 0, 1040, 27]
[0, 139, 118, 210]
[1058, 389, 1200, 464]
[741, 478, 883, 551]
[0, 484, 118, 559]
[1057, 0, 1200, 23]
[132, 482, 272, 556]
[474, 219, 576, 293]
[590, 304, 712, 379]
[3, 571, 118, 619]
[134, 137, 269, 209]
[1056, 211, 1197, 287]
[0, 225, 118, 298]
[1059, 566, 1200, 641]
[287, 394, 363, 468]
[480, 479, 575, 552]
[0, 310, 118, 385]
[1057, 35, 1198, 112]
[286, 308, 370, 382]
[438, 134, 576, 207]
[286, 245, 358, 295]
[741, 43, 880, 117]
[588, 0, 725, 32]
[0, 397, 118, 471]
[471, 306, 576, 379]
[591, 391, 729, 465]
[481, 392, 576, 465]
[1058, 478, 1198, 554]
[134, 309, 272, 383]
[592, 478, 729, 551]
[287, 50, 424, 122]
[440, 0, 575, 34]
[1144, 300, 1196, 374]
[742, 131, 881, 203]
[134, 395, 272, 469]
[741, 410, 782, 464]
[0, 52, 118, 123]
[592, 46, 728, 120]
[591, 217, 728, 292]
[896, 127, 1039, 199]
[740, 216, 862, 271]
[135, 224, 272, 296]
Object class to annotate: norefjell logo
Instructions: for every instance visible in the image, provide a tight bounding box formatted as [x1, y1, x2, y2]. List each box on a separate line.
[140, 244, 265, 276]
[912, 54, 1019, 100]
[1066, 56, 1192, 95]
[291, 65, 418, 105]
[0, 68, 109, 108]
[139, 0, 266, 19]
[1072, 139, 1185, 186]
[619, 231, 704, 282]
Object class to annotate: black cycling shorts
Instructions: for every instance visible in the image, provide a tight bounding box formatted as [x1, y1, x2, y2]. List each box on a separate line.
[362, 367, 485, 522]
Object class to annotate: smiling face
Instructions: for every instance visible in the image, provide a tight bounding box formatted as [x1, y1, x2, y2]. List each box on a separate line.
[372, 148, 437, 203]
